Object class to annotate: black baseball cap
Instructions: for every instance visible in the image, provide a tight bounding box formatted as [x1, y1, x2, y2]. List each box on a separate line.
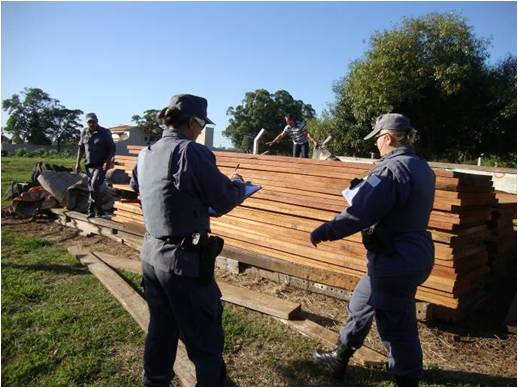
[165, 94, 215, 125]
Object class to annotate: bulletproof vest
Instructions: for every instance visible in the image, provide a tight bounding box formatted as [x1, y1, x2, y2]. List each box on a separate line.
[374, 152, 435, 233]
[137, 135, 210, 239]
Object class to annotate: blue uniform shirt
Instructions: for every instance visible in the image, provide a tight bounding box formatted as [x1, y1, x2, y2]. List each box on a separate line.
[311, 145, 436, 277]
[78, 126, 116, 167]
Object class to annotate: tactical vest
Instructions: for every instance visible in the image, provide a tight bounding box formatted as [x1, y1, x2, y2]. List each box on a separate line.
[137, 135, 210, 239]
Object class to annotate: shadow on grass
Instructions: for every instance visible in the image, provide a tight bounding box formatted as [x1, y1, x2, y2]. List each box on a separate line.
[300, 310, 341, 327]
[421, 368, 517, 386]
[2, 262, 88, 276]
[275, 358, 517, 386]
[273, 359, 389, 386]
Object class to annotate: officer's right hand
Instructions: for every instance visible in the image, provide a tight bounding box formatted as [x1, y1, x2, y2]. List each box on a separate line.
[230, 173, 244, 183]
[74, 164, 81, 174]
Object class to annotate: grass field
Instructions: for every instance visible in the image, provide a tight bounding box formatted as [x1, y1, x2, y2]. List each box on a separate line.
[2, 230, 394, 386]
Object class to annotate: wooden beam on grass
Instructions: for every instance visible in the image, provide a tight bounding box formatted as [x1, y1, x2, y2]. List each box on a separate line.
[279, 319, 386, 369]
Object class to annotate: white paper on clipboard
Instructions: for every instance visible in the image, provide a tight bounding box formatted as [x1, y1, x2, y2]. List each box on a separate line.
[209, 183, 261, 216]
[342, 179, 367, 206]
[342, 186, 359, 206]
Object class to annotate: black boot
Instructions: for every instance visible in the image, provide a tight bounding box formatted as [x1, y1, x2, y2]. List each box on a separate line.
[394, 375, 419, 387]
[313, 343, 355, 377]
[95, 206, 105, 218]
[87, 203, 95, 218]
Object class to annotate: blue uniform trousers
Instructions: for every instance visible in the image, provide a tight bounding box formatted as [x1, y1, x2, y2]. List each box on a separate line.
[85, 166, 105, 208]
[141, 261, 226, 387]
[339, 273, 429, 380]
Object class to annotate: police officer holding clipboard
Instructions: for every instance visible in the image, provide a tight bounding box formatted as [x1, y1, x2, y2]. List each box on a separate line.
[130, 94, 246, 386]
[310, 114, 435, 387]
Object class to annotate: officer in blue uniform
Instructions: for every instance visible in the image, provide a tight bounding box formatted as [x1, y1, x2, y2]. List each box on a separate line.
[75, 112, 116, 218]
[310, 114, 435, 387]
[130, 94, 246, 387]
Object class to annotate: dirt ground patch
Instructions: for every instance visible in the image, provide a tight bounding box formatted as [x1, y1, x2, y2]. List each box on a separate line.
[2, 213, 516, 385]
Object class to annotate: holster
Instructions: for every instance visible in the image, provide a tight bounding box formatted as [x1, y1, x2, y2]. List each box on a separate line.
[198, 236, 224, 285]
[361, 224, 395, 255]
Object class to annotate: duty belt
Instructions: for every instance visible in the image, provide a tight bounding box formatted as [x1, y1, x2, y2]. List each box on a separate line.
[159, 232, 208, 248]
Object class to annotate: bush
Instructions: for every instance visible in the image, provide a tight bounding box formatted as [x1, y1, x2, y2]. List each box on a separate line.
[481, 153, 517, 168]
[14, 148, 30, 157]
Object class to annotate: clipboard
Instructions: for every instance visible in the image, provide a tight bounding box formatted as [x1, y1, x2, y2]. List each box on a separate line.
[209, 182, 262, 216]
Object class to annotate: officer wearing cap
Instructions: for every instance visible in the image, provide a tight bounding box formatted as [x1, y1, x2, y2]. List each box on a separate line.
[75, 113, 116, 218]
[310, 113, 435, 386]
[130, 94, 246, 386]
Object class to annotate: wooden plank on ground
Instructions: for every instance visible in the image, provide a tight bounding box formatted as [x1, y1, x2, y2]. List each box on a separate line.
[279, 319, 386, 369]
[92, 252, 301, 320]
[218, 281, 301, 320]
[67, 247, 196, 387]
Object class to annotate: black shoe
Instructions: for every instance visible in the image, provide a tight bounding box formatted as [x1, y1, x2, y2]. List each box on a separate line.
[95, 208, 105, 218]
[394, 375, 419, 387]
[313, 344, 355, 377]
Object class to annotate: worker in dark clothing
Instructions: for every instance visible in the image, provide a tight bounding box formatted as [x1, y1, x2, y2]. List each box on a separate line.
[75, 112, 116, 218]
[130, 94, 246, 387]
[310, 113, 435, 387]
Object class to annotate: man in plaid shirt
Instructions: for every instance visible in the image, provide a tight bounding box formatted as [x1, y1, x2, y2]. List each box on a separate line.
[267, 113, 316, 158]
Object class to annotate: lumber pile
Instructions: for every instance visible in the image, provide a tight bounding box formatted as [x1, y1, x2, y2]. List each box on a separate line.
[485, 191, 517, 281]
[111, 145, 500, 314]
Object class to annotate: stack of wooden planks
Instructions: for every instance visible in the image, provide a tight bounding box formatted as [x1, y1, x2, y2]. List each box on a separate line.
[485, 191, 517, 280]
[111, 145, 499, 313]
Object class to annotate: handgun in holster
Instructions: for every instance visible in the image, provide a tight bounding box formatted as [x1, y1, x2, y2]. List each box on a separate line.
[361, 224, 395, 255]
[179, 232, 224, 285]
[199, 235, 224, 286]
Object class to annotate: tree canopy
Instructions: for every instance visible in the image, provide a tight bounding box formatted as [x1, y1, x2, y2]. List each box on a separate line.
[2, 88, 83, 149]
[331, 12, 516, 160]
[224, 89, 315, 154]
[131, 109, 162, 143]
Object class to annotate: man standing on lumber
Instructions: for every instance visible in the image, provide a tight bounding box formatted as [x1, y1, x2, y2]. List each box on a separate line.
[75, 112, 116, 218]
[266, 113, 317, 158]
[310, 113, 435, 387]
[130, 94, 246, 387]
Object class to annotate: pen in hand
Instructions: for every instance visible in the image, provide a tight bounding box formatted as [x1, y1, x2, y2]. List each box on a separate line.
[231, 163, 244, 182]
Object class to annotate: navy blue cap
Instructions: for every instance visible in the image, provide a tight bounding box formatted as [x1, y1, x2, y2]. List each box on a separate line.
[85, 112, 98, 122]
[165, 94, 214, 125]
[364, 113, 413, 140]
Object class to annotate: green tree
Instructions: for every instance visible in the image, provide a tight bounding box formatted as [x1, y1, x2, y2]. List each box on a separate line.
[47, 106, 83, 151]
[332, 13, 515, 160]
[2, 88, 84, 149]
[224, 89, 315, 154]
[2, 88, 57, 144]
[131, 109, 162, 142]
[483, 55, 517, 156]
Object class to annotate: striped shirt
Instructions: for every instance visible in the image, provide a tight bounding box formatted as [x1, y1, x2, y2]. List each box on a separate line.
[282, 121, 308, 145]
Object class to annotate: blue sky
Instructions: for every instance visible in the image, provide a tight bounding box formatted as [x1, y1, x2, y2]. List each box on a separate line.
[2, 1, 516, 147]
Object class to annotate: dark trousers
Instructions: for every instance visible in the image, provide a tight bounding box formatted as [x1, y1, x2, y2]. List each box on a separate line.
[142, 261, 226, 387]
[292, 142, 309, 158]
[339, 273, 429, 380]
[85, 166, 105, 208]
